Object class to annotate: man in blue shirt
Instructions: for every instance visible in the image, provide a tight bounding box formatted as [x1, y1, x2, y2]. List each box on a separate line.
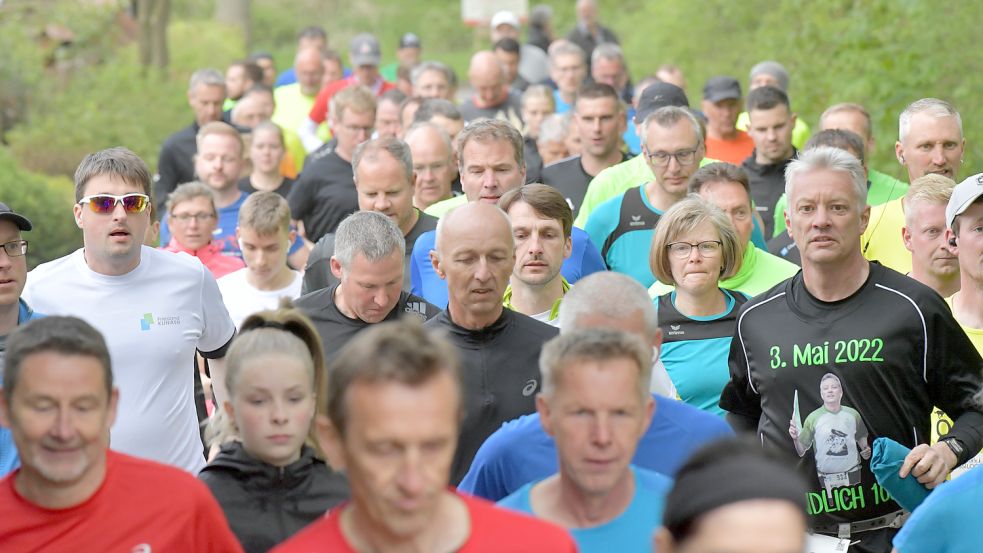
[498, 328, 672, 553]
[0, 203, 43, 476]
[459, 271, 733, 500]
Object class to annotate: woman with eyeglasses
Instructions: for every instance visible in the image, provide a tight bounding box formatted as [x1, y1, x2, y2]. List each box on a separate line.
[649, 195, 746, 416]
[161, 181, 244, 278]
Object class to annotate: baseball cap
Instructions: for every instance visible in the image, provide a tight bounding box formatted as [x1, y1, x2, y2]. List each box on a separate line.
[634, 82, 690, 124]
[946, 172, 983, 229]
[399, 32, 421, 49]
[490, 10, 520, 30]
[703, 76, 741, 103]
[350, 33, 381, 67]
[0, 203, 32, 231]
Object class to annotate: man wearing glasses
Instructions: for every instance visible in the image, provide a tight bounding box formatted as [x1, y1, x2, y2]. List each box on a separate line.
[23, 147, 236, 475]
[584, 106, 705, 287]
[0, 203, 41, 478]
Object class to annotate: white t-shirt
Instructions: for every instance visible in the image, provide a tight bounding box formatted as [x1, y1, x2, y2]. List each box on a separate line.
[217, 268, 303, 329]
[23, 247, 235, 474]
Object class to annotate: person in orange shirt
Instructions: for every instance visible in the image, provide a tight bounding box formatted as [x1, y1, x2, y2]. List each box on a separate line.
[701, 76, 754, 164]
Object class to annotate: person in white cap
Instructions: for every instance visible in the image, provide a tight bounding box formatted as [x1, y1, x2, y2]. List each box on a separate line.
[490, 10, 549, 85]
[946, 173, 983, 351]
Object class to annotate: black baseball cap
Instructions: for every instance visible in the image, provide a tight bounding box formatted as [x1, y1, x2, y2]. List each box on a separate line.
[703, 76, 742, 102]
[0, 203, 32, 231]
[634, 82, 690, 124]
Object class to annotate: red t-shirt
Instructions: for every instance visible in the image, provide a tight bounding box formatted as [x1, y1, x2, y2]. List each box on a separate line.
[308, 77, 396, 124]
[0, 451, 243, 553]
[272, 492, 577, 553]
[705, 130, 756, 165]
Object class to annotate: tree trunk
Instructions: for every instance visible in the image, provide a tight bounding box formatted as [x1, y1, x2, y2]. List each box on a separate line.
[214, 0, 251, 55]
[137, 0, 169, 74]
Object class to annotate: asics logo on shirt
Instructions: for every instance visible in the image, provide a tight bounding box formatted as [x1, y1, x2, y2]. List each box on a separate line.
[522, 379, 538, 397]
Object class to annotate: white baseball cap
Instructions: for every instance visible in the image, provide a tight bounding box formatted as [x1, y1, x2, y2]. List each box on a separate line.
[490, 11, 520, 30]
[946, 173, 983, 229]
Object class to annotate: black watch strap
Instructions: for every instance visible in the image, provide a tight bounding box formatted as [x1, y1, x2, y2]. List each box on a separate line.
[941, 437, 966, 464]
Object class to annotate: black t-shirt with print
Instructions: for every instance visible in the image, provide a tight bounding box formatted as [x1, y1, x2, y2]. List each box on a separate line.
[720, 262, 983, 528]
[287, 143, 357, 243]
[294, 284, 439, 365]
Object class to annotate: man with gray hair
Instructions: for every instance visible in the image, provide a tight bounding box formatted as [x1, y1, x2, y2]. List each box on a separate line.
[721, 146, 983, 552]
[584, 105, 706, 286]
[405, 122, 457, 210]
[549, 40, 588, 114]
[411, 60, 456, 100]
[458, 271, 732, 501]
[302, 136, 438, 294]
[862, 98, 966, 274]
[590, 42, 632, 103]
[295, 210, 438, 363]
[497, 328, 672, 553]
[155, 68, 227, 212]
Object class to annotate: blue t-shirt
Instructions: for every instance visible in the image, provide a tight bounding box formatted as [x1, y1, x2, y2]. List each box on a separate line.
[160, 192, 303, 259]
[498, 466, 672, 553]
[458, 394, 733, 501]
[657, 289, 749, 416]
[553, 89, 573, 115]
[892, 464, 983, 553]
[0, 299, 45, 477]
[410, 226, 605, 309]
[584, 186, 663, 287]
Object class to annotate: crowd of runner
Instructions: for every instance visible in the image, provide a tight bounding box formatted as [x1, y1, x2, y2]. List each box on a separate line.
[0, 1, 981, 552]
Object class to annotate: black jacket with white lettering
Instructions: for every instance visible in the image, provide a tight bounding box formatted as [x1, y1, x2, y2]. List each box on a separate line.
[425, 308, 559, 485]
[721, 262, 983, 527]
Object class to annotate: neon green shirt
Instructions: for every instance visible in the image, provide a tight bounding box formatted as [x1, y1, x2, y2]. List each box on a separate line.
[648, 243, 799, 299]
[772, 169, 909, 237]
[272, 84, 316, 170]
[424, 195, 468, 218]
[574, 156, 717, 229]
[503, 277, 571, 324]
[860, 197, 910, 274]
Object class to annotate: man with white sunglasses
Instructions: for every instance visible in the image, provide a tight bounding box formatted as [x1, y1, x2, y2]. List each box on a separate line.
[23, 147, 236, 475]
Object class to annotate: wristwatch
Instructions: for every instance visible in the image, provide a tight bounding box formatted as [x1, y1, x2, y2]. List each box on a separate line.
[940, 437, 966, 462]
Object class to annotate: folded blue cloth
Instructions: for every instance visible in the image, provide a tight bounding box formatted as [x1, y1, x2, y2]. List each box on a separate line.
[870, 437, 931, 512]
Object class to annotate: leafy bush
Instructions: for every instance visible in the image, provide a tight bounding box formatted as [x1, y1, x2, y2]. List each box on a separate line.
[0, 146, 80, 269]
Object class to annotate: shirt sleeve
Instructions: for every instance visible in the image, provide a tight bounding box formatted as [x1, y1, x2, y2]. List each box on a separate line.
[575, 231, 607, 279]
[302, 236, 336, 295]
[718, 312, 764, 427]
[923, 295, 983, 459]
[410, 233, 432, 298]
[287, 175, 314, 220]
[196, 265, 236, 357]
[158, 213, 172, 247]
[308, 85, 331, 124]
[154, 144, 180, 211]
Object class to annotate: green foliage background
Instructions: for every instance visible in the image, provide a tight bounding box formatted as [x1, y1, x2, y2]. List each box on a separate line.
[1, 0, 980, 264]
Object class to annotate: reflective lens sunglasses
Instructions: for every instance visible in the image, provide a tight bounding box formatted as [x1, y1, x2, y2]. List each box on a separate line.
[78, 193, 150, 214]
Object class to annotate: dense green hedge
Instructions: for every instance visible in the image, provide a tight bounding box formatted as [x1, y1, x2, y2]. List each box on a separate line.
[0, 147, 80, 269]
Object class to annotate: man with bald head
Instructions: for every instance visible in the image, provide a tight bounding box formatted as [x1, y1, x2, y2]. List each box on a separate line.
[425, 202, 559, 485]
[404, 122, 457, 210]
[459, 51, 523, 128]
